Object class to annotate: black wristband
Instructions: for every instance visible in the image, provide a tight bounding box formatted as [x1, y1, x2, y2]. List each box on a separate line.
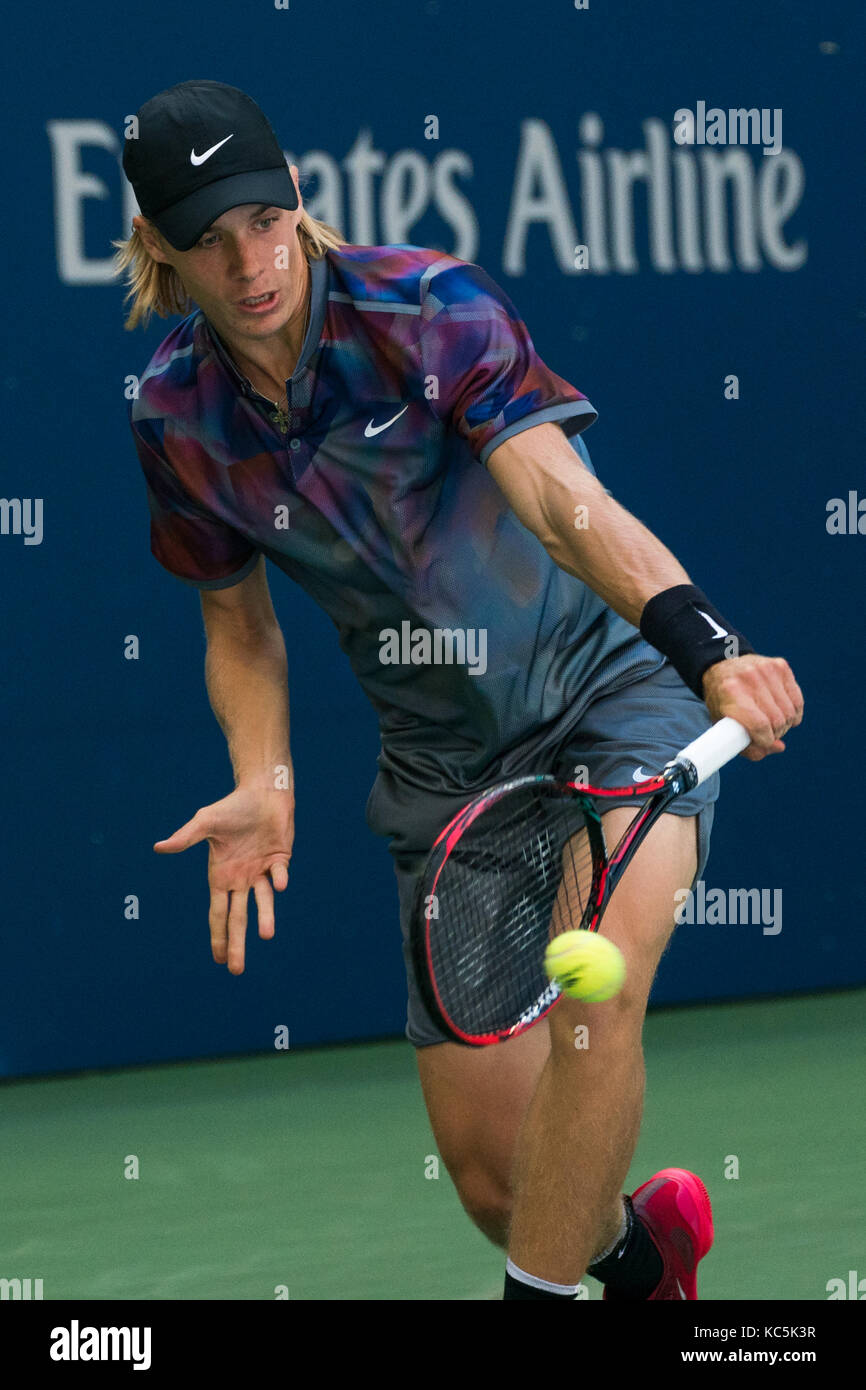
[639, 584, 755, 699]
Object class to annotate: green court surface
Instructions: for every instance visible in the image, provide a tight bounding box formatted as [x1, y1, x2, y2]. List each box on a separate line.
[1, 990, 863, 1301]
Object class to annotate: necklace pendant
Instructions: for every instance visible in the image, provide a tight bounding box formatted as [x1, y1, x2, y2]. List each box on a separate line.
[269, 408, 289, 434]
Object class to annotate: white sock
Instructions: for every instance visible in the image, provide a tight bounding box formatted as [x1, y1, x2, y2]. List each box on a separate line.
[505, 1257, 582, 1297]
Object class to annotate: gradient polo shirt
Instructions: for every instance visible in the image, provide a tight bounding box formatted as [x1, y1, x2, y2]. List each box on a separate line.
[129, 243, 665, 790]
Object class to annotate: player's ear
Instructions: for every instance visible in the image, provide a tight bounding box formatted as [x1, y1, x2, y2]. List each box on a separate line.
[289, 164, 303, 210]
[134, 216, 173, 265]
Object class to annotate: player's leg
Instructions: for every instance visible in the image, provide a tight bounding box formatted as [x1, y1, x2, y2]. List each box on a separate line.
[414, 807, 698, 1271]
[505, 805, 699, 1288]
[414, 1019, 551, 1246]
[412, 809, 678, 1254]
[388, 835, 545, 1244]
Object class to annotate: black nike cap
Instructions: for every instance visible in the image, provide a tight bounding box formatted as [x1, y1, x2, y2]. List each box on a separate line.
[122, 80, 298, 251]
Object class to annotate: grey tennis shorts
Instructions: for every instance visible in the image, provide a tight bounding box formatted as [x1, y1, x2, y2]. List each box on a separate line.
[365, 660, 721, 1049]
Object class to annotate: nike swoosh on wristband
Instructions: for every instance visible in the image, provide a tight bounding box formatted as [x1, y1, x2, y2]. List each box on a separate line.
[695, 607, 729, 641]
[190, 134, 234, 166]
[364, 404, 409, 437]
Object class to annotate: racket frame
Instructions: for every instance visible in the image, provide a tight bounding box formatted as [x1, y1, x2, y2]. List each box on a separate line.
[410, 756, 702, 1046]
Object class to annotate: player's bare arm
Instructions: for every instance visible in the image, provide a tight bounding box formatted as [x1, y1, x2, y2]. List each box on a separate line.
[487, 421, 804, 760]
[153, 557, 294, 974]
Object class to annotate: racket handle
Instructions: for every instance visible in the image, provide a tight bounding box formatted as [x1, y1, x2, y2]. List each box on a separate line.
[670, 717, 751, 785]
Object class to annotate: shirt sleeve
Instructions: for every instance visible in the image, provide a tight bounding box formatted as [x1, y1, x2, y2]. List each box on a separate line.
[131, 419, 260, 590]
[418, 260, 597, 466]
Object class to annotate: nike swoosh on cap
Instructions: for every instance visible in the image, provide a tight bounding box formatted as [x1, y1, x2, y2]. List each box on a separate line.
[190, 134, 235, 166]
[364, 404, 408, 438]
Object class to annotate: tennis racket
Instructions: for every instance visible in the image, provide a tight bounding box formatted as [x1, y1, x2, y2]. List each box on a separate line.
[410, 716, 751, 1046]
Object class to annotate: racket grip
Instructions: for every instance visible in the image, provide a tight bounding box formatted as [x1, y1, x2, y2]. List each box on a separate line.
[670, 717, 751, 785]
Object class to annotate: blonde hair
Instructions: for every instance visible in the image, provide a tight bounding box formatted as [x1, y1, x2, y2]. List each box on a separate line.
[111, 205, 346, 331]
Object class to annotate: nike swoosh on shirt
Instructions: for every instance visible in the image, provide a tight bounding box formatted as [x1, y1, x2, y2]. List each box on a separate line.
[364, 405, 409, 437]
[190, 134, 234, 166]
[632, 766, 652, 782]
[676, 1279, 687, 1299]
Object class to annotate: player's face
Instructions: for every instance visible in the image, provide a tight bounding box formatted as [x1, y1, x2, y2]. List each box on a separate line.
[175, 203, 304, 345]
[139, 187, 306, 349]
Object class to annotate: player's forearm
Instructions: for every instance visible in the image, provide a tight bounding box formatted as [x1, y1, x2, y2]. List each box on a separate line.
[203, 624, 294, 791]
[544, 488, 691, 627]
[487, 424, 690, 627]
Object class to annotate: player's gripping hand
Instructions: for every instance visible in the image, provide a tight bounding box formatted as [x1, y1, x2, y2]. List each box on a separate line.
[154, 785, 294, 974]
[701, 653, 804, 762]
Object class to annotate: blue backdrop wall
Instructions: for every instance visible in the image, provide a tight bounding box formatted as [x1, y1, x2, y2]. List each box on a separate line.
[1, 0, 863, 1077]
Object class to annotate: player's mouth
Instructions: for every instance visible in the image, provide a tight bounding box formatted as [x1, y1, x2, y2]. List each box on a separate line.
[236, 290, 280, 315]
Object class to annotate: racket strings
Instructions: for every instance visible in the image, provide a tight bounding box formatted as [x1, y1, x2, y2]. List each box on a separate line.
[424, 787, 597, 1038]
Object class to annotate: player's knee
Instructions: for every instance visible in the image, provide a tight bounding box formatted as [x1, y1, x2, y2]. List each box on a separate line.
[452, 1167, 512, 1246]
[547, 970, 653, 1054]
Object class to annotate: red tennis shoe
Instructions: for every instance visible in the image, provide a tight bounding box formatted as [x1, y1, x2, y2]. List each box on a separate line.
[605, 1167, 714, 1300]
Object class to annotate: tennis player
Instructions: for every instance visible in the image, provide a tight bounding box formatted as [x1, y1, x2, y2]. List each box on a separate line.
[116, 80, 803, 1301]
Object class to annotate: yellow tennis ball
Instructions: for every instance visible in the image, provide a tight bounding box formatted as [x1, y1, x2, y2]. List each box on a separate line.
[544, 930, 625, 1002]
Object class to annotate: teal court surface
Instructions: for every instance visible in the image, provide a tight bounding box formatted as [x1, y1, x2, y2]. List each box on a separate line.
[1, 990, 862, 1300]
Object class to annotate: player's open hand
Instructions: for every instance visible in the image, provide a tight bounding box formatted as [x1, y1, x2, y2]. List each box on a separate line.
[153, 785, 294, 974]
[701, 653, 803, 761]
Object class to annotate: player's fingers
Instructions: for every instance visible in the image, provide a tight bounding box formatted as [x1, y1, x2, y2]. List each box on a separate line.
[742, 737, 785, 762]
[715, 658, 798, 744]
[154, 810, 211, 854]
[759, 660, 800, 735]
[775, 659, 804, 726]
[209, 888, 229, 965]
[226, 889, 249, 975]
[736, 698, 786, 758]
[253, 877, 275, 940]
[269, 857, 290, 892]
[741, 741, 784, 762]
